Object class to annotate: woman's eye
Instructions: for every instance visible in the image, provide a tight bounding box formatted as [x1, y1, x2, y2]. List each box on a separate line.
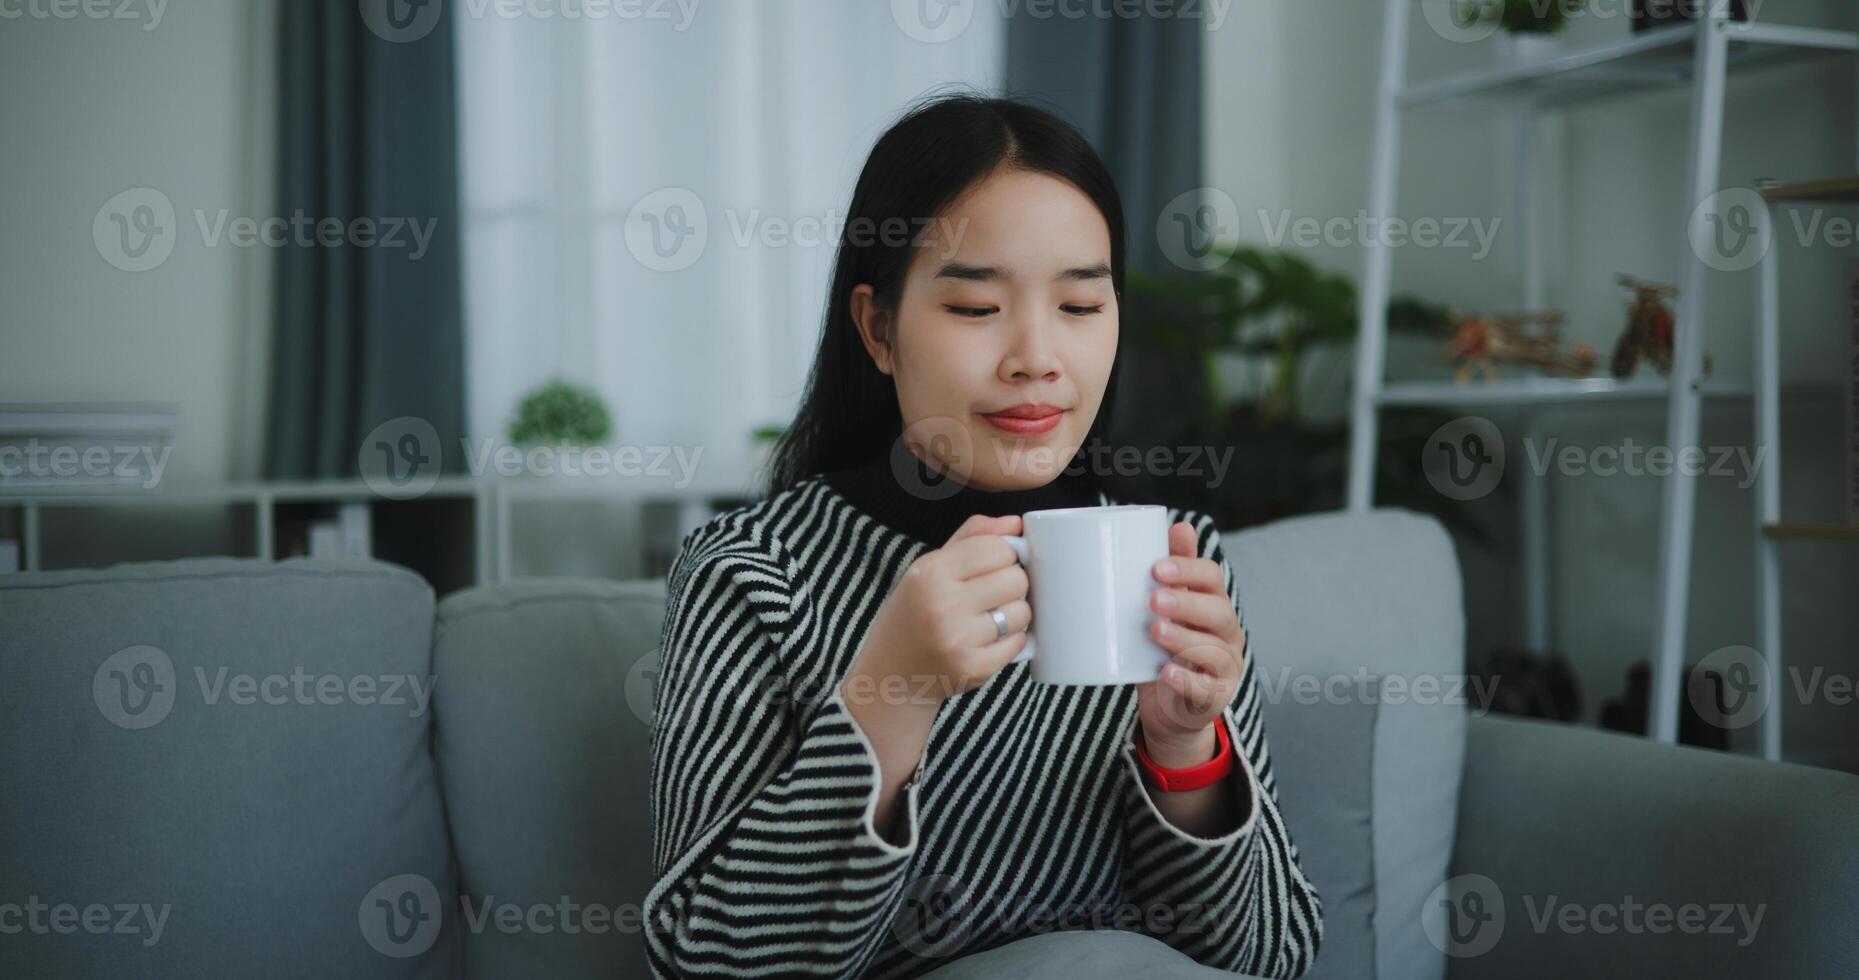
[1062, 304, 1105, 316]
[946, 305, 997, 318]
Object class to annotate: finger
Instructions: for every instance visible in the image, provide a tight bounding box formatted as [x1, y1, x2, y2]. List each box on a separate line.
[960, 561, 1030, 610]
[944, 512, 1022, 547]
[1161, 661, 1227, 717]
[967, 598, 1031, 649]
[972, 625, 1031, 674]
[1150, 586, 1240, 641]
[1168, 521, 1199, 559]
[933, 532, 1025, 581]
[1151, 617, 1232, 666]
[1153, 553, 1224, 595]
[1165, 640, 1240, 685]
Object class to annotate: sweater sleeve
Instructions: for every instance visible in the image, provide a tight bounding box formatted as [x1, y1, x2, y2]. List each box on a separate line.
[644, 536, 923, 978]
[1115, 517, 1324, 978]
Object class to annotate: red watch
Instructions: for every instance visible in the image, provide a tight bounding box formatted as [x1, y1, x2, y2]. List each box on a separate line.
[1134, 721, 1233, 793]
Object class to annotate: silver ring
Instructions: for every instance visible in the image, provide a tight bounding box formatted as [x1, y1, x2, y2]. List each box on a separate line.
[988, 607, 1009, 640]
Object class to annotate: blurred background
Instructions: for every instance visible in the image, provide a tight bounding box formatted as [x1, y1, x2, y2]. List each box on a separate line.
[3, 0, 1856, 771]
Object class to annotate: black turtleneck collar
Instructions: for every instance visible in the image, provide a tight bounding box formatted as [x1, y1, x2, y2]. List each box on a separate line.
[821, 442, 1105, 548]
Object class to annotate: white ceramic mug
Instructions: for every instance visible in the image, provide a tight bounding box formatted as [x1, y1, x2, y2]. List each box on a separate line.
[1000, 504, 1172, 685]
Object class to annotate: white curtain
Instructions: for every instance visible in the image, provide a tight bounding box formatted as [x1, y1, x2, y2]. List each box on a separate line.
[456, 0, 1007, 476]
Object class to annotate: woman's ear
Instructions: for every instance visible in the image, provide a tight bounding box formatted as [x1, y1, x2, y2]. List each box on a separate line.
[849, 284, 895, 376]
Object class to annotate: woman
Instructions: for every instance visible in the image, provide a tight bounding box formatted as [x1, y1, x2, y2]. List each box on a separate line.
[645, 93, 1322, 979]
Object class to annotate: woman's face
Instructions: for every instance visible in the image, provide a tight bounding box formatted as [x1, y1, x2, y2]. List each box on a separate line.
[851, 167, 1118, 492]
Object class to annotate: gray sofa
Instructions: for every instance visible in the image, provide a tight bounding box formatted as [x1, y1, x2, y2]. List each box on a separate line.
[3, 509, 1855, 979]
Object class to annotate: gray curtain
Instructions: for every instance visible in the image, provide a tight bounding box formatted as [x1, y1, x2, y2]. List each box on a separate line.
[1005, 14, 1203, 277]
[264, 1, 465, 479]
[1005, 13, 1205, 440]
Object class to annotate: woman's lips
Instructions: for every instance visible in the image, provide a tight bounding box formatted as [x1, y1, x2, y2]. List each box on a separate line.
[980, 410, 1064, 436]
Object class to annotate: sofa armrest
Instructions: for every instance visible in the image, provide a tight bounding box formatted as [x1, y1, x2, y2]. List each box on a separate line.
[1445, 714, 1859, 980]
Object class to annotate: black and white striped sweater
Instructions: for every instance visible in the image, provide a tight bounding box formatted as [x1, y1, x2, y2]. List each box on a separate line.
[645, 448, 1323, 978]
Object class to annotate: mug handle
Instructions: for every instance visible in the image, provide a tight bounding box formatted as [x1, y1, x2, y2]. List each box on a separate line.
[1001, 535, 1035, 664]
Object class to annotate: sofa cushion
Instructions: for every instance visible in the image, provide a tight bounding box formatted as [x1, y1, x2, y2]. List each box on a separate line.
[432, 577, 667, 979]
[0, 557, 460, 978]
[1227, 510, 1466, 980]
[1255, 677, 1379, 979]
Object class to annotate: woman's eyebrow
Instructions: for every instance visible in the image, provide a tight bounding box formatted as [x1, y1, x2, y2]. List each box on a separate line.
[932, 261, 1112, 283]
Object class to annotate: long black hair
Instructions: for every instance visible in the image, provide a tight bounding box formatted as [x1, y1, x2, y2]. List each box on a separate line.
[765, 91, 1126, 496]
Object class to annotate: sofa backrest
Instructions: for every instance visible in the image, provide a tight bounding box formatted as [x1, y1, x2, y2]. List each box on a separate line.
[433, 577, 667, 979]
[0, 558, 461, 978]
[432, 507, 1466, 980]
[1226, 509, 1466, 980]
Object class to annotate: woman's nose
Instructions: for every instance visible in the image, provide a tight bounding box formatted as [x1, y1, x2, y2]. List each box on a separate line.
[1001, 311, 1061, 381]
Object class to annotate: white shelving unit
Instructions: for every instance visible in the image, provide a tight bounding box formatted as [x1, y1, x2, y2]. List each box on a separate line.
[0, 464, 764, 589]
[1346, 5, 1857, 756]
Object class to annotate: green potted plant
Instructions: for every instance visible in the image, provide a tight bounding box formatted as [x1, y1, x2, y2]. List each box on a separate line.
[1478, 0, 1585, 62]
[508, 379, 613, 448]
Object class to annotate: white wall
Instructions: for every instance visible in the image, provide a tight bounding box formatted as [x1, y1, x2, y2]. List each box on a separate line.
[0, 0, 275, 484]
[1206, 0, 1858, 766]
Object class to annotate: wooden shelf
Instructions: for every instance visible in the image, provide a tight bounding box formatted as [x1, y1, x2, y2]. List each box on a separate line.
[1760, 176, 1859, 204]
[1762, 522, 1859, 542]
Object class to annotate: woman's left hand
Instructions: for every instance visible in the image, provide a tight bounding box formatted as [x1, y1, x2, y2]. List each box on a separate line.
[1135, 521, 1246, 769]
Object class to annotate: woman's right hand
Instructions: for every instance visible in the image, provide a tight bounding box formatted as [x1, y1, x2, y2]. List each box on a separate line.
[852, 513, 1032, 705]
